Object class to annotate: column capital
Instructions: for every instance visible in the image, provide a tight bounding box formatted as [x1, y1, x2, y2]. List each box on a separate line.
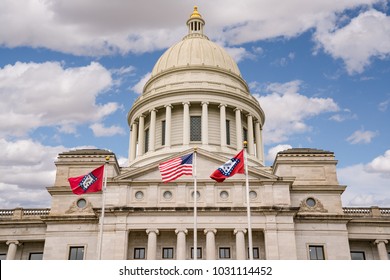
[149, 108, 158, 113]
[165, 104, 173, 108]
[175, 229, 188, 235]
[234, 228, 247, 235]
[218, 103, 227, 108]
[234, 107, 242, 112]
[201, 101, 209, 106]
[146, 229, 159, 235]
[374, 239, 388, 245]
[182, 102, 191, 106]
[246, 113, 253, 118]
[6, 240, 20, 246]
[204, 228, 217, 235]
[138, 114, 146, 119]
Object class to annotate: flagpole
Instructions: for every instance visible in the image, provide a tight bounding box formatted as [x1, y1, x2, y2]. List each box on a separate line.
[98, 156, 109, 260]
[243, 142, 254, 260]
[193, 148, 197, 260]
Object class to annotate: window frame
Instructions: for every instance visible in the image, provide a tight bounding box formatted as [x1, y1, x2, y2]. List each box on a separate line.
[162, 247, 174, 259]
[219, 247, 231, 259]
[350, 251, 366, 260]
[134, 248, 146, 259]
[28, 252, 43, 260]
[248, 247, 260, 259]
[144, 128, 149, 153]
[191, 247, 202, 259]
[308, 245, 325, 260]
[0, 253, 6, 260]
[161, 120, 166, 146]
[68, 246, 85, 260]
[190, 116, 202, 142]
[226, 119, 231, 145]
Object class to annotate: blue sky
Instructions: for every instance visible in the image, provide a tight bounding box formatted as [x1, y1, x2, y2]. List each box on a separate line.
[0, 0, 389, 208]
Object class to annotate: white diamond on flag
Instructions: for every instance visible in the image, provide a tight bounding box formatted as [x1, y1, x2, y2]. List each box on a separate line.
[79, 173, 97, 191]
[218, 158, 240, 176]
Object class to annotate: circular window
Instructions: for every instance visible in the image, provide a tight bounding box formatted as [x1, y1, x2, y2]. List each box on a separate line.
[163, 191, 173, 200]
[191, 191, 200, 199]
[249, 191, 257, 199]
[306, 198, 316, 207]
[76, 198, 87, 209]
[220, 191, 229, 200]
[135, 191, 144, 200]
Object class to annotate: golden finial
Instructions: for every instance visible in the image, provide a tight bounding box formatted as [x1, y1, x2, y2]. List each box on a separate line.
[243, 141, 248, 148]
[190, 6, 202, 18]
[105, 155, 110, 162]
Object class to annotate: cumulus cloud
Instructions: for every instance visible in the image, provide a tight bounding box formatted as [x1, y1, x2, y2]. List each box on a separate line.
[0, 0, 386, 73]
[339, 163, 390, 206]
[346, 128, 379, 144]
[254, 80, 339, 143]
[364, 150, 390, 176]
[266, 144, 292, 163]
[0, 61, 117, 137]
[131, 72, 151, 94]
[90, 123, 126, 137]
[314, 9, 390, 74]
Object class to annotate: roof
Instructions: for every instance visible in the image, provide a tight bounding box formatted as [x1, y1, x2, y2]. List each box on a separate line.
[277, 148, 334, 155]
[59, 149, 115, 156]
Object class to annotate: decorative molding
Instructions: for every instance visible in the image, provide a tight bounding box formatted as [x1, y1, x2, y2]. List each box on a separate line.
[65, 199, 95, 215]
[299, 197, 328, 213]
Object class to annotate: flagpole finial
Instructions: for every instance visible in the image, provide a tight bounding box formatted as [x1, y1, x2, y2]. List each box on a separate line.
[243, 141, 248, 148]
[194, 147, 197, 152]
[105, 155, 110, 162]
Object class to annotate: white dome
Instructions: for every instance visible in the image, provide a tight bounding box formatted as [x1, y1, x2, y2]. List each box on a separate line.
[151, 35, 241, 77]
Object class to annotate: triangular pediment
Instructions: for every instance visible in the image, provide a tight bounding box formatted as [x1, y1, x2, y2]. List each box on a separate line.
[115, 148, 278, 183]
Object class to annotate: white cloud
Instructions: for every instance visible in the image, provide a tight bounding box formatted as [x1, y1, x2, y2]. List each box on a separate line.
[346, 128, 378, 144]
[266, 144, 292, 163]
[131, 72, 151, 94]
[0, 61, 117, 137]
[378, 99, 390, 112]
[314, 9, 390, 74]
[254, 80, 339, 143]
[90, 123, 126, 137]
[0, 0, 385, 67]
[339, 163, 390, 206]
[0, 138, 98, 208]
[0, 139, 65, 208]
[364, 150, 390, 176]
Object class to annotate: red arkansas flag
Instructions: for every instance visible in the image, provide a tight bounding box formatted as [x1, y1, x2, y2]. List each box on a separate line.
[210, 150, 245, 182]
[68, 165, 104, 195]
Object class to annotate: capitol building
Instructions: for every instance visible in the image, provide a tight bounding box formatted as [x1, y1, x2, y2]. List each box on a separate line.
[1, 7, 389, 261]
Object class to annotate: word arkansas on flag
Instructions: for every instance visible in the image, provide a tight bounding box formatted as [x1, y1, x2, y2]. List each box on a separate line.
[68, 165, 104, 195]
[210, 150, 245, 182]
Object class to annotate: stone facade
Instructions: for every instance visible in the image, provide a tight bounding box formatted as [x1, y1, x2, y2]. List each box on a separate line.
[0, 7, 389, 260]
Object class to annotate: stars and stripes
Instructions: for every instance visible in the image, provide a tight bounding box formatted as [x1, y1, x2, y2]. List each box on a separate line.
[159, 153, 193, 183]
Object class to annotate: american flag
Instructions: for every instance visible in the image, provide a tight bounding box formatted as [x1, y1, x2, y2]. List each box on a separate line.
[159, 153, 193, 183]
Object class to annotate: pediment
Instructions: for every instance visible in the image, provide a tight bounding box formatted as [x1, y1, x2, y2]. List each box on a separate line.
[115, 148, 278, 183]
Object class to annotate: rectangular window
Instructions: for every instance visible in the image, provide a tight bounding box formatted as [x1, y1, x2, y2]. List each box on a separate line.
[309, 245, 325, 260]
[162, 248, 174, 259]
[191, 247, 202, 259]
[219, 247, 231, 259]
[134, 248, 145, 259]
[248, 247, 260, 259]
[144, 128, 149, 153]
[243, 128, 248, 141]
[226, 120, 231, 145]
[68, 246, 85, 260]
[161, 120, 166, 146]
[190, 116, 202, 141]
[0, 254, 6, 260]
[351, 251, 366, 260]
[29, 252, 43, 260]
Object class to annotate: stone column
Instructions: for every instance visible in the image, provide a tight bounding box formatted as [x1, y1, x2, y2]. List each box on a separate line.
[6, 240, 20, 260]
[234, 229, 247, 260]
[235, 108, 243, 150]
[204, 228, 217, 260]
[149, 109, 157, 152]
[129, 122, 138, 162]
[375, 239, 389, 260]
[137, 114, 145, 156]
[165, 104, 172, 148]
[247, 114, 254, 155]
[183, 102, 190, 145]
[146, 229, 159, 260]
[201, 102, 209, 145]
[219, 104, 227, 147]
[254, 121, 264, 163]
[175, 229, 188, 260]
